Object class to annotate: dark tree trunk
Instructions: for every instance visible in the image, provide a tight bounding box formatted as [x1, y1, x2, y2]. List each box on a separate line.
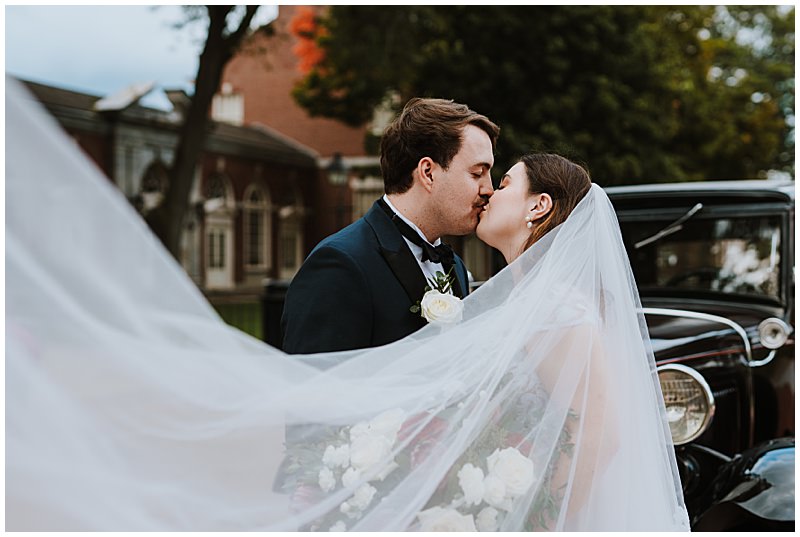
[147, 5, 260, 260]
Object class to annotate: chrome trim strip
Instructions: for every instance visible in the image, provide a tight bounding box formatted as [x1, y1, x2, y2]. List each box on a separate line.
[641, 307, 753, 364]
[748, 349, 777, 368]
[656, 348, 747, 366]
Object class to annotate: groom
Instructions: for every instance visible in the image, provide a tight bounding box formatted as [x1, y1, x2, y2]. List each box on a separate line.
[281, 98, 499, 354]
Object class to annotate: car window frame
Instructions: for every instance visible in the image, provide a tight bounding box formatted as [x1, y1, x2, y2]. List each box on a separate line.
[615, 202, 792, 309]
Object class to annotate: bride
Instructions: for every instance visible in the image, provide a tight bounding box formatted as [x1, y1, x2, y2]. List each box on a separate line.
[6, 77, 690, 531]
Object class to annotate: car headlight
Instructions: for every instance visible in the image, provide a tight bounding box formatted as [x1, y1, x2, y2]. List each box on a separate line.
[657, 364, 715, 445]
[758, 317, 792, 350]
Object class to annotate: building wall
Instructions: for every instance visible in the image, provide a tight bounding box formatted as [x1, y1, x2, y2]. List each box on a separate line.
[197, 153, 319, 289]
[71, 130, 113, 179]
[218, 6, 404, 252]
[113, 123, 178, 197]
[32, 90, 319, 301]
[221, 5, 368, 159]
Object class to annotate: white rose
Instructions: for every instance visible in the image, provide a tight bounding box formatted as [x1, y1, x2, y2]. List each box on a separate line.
[328, 520, 346, 532]
[339, 501, 360, 520]
[341, 467, 361, 490]
[323, 444, 351, 469]
[420, 290, 464, 325]
[457, 463, 486, 506]
[350, 483, 377, 511]
[368, 408, 405, 444]
[349, 434, 393, 472]
[318, 466, 336, 492]
[482, 474, 511, 511]
[417, 506, 477, 532]
[349, 422, 370, 442]
[476, 506, 499, 532]
[486, 447, 535, 497]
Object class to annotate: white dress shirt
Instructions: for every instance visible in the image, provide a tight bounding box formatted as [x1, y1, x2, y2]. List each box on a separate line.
[382, 195, 447, 285]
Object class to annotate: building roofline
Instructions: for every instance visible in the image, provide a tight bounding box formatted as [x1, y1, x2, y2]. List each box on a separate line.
[20, 78, 320, 167]
[248, 121, 320, 161]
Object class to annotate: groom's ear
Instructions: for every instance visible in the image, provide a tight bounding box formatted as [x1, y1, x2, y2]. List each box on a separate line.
[415, 157, 436, 193]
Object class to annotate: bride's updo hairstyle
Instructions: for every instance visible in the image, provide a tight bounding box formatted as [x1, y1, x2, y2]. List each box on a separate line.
[521, 153, 592, 252]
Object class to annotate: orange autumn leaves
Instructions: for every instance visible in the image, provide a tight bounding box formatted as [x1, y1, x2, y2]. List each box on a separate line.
[290, 6, 327, 74]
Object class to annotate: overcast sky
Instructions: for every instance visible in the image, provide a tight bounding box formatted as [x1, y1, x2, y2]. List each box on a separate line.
[5, 5, 278, 97]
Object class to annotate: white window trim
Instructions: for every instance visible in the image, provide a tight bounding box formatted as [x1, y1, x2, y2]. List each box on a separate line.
[243, 183, 272, 271]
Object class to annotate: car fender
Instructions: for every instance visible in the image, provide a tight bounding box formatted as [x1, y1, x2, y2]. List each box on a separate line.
[694, 437, 794, 530]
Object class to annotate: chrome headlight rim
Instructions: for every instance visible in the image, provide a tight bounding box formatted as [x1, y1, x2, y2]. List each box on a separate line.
[758, 317, 792, 350]
[658, 363, 716, 445]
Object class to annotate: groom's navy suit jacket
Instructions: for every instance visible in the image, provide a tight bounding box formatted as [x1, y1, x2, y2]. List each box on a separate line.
[281, 200, 470, 354]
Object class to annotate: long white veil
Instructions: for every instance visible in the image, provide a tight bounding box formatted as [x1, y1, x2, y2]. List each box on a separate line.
[6, 77, 690, 531]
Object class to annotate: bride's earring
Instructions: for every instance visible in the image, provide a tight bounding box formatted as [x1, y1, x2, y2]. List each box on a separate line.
[524, 215, 533, 229]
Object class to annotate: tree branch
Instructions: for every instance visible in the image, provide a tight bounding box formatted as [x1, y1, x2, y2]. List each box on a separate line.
[223, 5, 260, 51]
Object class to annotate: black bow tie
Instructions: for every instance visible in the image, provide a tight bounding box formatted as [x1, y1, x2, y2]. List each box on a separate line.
[378, 199, 455, 266]
[419, 241, 455, 265]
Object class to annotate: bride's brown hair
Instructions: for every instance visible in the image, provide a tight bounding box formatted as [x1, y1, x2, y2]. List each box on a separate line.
[521, 153, 592, 252]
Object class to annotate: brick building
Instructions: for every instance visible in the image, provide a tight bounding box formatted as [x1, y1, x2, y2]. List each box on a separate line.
[22, 79, 320, 306]
[216, 5, 383, 245]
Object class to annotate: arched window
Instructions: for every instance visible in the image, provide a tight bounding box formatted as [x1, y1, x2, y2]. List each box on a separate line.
[277, 184, 305, 279]
[142, 161, 168, 193]
[204, 172, 234, 290]
[204, 172, 232, 207]
[139, 160, 169, 212]
[243, 184, 271, 269]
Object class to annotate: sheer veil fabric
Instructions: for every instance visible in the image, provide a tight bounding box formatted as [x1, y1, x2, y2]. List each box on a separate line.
[6, 77, 690, 531]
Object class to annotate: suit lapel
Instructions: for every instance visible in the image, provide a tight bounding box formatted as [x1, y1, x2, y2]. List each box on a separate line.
[448, 260, 466, 299]
[364, 201, 428, 305]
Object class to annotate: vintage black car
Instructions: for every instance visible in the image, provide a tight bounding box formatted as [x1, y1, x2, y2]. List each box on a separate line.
[606, 179, 795, 531]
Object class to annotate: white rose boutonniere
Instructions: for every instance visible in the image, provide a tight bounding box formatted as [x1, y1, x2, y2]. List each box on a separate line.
[420, 290, 463, 325]
[410, 268, 464, 325]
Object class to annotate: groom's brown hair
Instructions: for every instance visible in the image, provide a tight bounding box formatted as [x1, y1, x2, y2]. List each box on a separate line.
[380, 98, 499, 195]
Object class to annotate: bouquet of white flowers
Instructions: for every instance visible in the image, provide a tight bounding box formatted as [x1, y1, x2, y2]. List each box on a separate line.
[281, 374, 576, 531]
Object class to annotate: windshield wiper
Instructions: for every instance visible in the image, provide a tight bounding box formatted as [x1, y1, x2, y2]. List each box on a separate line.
[634, 202, 703, 249]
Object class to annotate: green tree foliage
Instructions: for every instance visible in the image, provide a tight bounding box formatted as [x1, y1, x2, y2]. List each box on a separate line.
[292, 6, 793, 185]
[698, 6, 795, 178]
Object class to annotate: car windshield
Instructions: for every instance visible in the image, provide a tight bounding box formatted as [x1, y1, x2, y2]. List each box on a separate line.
[619, 214, 783, 300]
